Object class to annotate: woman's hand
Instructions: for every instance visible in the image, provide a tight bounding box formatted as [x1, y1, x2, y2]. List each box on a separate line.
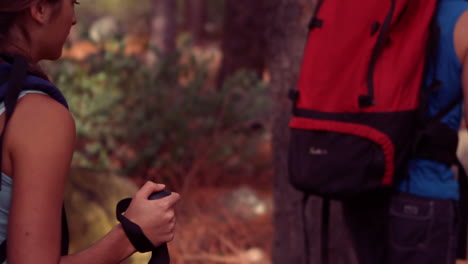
[124, 181, 180, 247]
[59, 181, 180, 264]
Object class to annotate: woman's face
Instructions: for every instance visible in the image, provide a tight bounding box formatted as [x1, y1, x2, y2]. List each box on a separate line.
[38, 0, 78, 60]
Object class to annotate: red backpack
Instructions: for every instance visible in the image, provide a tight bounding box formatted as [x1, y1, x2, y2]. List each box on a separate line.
[288, 0, 438, 199]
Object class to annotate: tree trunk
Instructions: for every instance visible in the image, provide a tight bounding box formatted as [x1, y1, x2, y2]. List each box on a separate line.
[184, 0, 206, 45]
[265, 1, 359, 263]
[149, 0, 177, 54]
[216, 0, 267, 88]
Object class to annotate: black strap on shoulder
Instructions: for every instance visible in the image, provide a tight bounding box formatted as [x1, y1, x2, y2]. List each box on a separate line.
[0, 55, 28, 263]
[0, 55, 28, 192]
[428, 97, 463, 125]
[362, 0, 396, 108]
[419, 18, 441, 115]
[0, 55, 69, 260]
[301, 194, 310, 263]
[4, 56, 27, 125]
[0, 73, 9, 88]
[61, 207, 69, 256]
[116, 198, 170, 264]
[0, 240, 6, 263]
[1, 56, 28, 256]
[457, 159, 468, 259]
[321, 198, 330, 264]
[412, 97, 462, 165]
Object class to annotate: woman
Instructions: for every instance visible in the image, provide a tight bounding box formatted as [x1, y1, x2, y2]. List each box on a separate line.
[0, 0, 180, 263]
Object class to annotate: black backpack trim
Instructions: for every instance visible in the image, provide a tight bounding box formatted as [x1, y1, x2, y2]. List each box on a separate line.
[308, 0, 325, 30]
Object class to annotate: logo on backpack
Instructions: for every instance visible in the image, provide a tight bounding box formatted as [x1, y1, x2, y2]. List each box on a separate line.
[309, 147, 328, 155]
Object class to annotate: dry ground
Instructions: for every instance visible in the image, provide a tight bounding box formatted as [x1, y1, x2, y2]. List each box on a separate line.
[168, 186, 274, 264]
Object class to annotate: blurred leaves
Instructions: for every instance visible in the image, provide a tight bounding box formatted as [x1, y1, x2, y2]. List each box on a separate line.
[47, 41, 270, 188]
[73, 0, 226, 39]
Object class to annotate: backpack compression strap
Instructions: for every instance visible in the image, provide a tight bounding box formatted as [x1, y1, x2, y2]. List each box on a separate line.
[413, 97, 462, 166]
[0, 55, 69, 261]
[307, 0, 324, 30]
[457, 159, 468, 259]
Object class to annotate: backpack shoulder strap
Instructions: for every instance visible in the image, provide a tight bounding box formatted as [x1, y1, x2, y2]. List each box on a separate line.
[427, 97, 463, 125]
[0, 240, 6, 263]
[22, 75, 69, 109]
[0, 56, 27, 262]
[0, 55, 29, 191]
[456, 158, 468, 259]
[0, 56, 69, 260]
[412, 96, 463, 165]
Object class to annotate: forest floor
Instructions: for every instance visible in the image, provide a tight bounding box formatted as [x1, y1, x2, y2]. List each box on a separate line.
[62, 40, 468, 264]
[152, 133, 276, 264]
[170, 184, 274, 264]
[150, 158, 275, 264]
[165, 120, 276, 263]
[162, 154, 468, 264]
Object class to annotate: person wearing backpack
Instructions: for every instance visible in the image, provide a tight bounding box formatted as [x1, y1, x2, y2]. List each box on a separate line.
[0, 0, 180, 263]
[343, 1, 468, 264]
[287, 0, 468, 263]
[388, 1, 468, 263]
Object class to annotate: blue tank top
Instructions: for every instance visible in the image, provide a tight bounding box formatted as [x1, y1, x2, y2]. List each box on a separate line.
[398, 0, 468, 200]
[0, 174, 11, 246]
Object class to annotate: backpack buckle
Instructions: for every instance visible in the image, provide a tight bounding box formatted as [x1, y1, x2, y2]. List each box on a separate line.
[308, 18, 323, 30]
[288, 89, 299, 102]
[358, 95, 374, 108]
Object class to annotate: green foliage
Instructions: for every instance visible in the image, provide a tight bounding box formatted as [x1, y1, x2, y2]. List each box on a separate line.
[75, 0, 152, 35]
[73, 0, 226, 39]
[47, 43, 269, 185]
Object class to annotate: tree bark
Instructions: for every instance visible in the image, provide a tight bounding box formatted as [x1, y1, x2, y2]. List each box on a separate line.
[216, 0, 267, 88]
[265, 1, 359, 263]
[149, 0, 178, 54]
[184, 0, 206, 45]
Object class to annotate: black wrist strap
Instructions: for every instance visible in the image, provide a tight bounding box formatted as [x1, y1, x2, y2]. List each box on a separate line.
[116, 198, 170, 264]
[116, 198, 154, 253]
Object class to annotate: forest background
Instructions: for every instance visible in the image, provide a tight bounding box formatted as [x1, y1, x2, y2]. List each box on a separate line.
[56, 1, 278, 263]
[45, 0, 468, 263]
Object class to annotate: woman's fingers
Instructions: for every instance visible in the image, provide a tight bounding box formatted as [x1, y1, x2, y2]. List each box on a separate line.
[135, 181, 166, 199]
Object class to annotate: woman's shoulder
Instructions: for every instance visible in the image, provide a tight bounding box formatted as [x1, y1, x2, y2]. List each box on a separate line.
[5, 92, 75, 151]
[13, 92, 74, 129]
[2, 92, 76, 180]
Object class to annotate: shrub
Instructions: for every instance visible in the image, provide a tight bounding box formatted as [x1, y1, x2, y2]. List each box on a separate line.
[46, 43, 270, 188]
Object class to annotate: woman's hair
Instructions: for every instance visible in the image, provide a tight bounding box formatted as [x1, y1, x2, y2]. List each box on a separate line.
[0, 0, 62, 80]
[0, 0, 61, 38]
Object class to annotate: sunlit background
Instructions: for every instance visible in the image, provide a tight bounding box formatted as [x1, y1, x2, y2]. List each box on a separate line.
[39, 0, 468, 263]
[44, 0, 274, 263]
